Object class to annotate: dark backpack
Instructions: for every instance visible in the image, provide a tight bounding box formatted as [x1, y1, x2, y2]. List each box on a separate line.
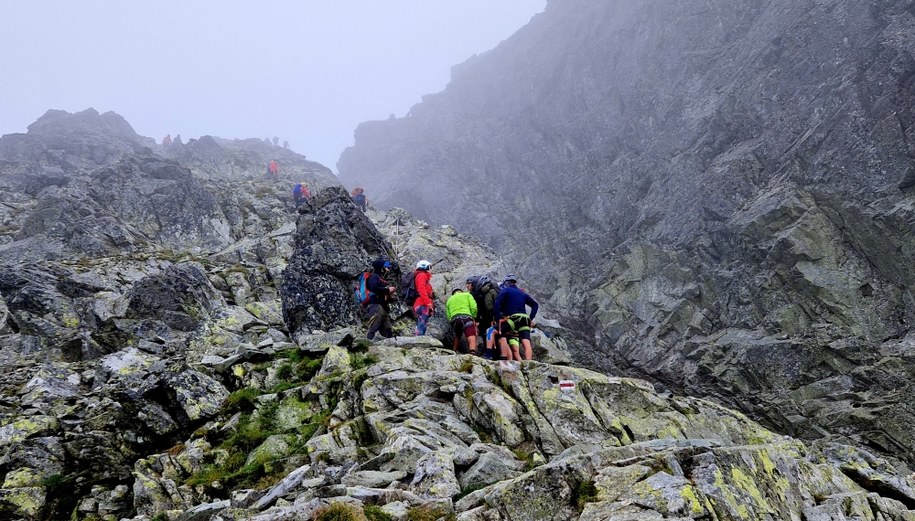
[354, 271, 373, 306]
[473, 275, 492, 296]
[401, 271, 419, 305]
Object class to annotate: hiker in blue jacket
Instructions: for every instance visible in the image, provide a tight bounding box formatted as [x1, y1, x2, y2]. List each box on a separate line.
[365, 259, 396, 340]
[494, 274, 539, 361]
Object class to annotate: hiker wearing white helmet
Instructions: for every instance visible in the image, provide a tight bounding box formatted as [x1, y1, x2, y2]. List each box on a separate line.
[411, 260, 435, 335]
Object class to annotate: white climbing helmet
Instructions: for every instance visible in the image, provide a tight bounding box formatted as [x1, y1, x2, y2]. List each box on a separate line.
[416, 260, 432, 271]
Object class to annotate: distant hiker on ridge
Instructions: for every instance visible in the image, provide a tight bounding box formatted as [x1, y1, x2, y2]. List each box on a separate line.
[292, 182, 311, 207]
[161, 134, 172, 147]
[351, 187, 367, 212]
[268, 159, 279, 180]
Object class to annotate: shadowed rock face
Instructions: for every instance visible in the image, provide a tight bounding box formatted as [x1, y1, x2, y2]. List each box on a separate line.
[280, 186, 395, 340]
[339, 0, 915, 463]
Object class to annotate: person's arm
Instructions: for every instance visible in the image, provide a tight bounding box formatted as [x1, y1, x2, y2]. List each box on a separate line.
[367, 274, 391, 298]
[493, 291, 504, 320]
[420, 273, 433, 302]
[469, 294, 478, 319]
[526, 294, 539, 320]
[445, 298, 454, 321]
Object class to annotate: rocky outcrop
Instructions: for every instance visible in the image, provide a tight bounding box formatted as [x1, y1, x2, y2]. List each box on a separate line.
[0, 109, 573, 519]
[338, 0, 915, 466]
[114, 342, 915, 520]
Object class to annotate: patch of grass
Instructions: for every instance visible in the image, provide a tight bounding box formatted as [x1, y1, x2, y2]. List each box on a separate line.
[313, 502, 367, 520]
[352, 338, 373, 352]
[571, 479, 599, 511]
[151, 514, 170, 521]
[295, 357, 324, 381]
[350, 353, 378, 371]
[224, 388, 260, 413]
[269, 381, 298, 394]
[459, 359, 474, 373]
[352, 369, 369, 390]
[279, 347, 305, 363]
[187, 401, 283, 490]
[405, 506, 454, 521]
[511, 448, 540, 471]
[275, 363, 294, 380]
[363, 504, 393, 521]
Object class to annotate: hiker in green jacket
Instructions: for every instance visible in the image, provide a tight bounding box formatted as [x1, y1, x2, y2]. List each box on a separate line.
[446, 286, 478, 355]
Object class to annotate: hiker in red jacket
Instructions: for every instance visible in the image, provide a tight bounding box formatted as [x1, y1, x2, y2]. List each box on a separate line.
[267, 159, 279, 180]
[413, 260, 434, 335]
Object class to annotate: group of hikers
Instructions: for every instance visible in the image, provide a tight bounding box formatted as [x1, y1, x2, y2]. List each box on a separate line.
[357, 258, 540, 361]
[161, 134, 183, 147]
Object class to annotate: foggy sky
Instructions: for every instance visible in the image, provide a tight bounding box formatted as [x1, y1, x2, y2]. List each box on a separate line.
[0, 1, 546, 172]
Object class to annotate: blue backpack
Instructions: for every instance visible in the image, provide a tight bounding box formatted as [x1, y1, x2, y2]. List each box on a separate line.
[354, 271, 373, 306]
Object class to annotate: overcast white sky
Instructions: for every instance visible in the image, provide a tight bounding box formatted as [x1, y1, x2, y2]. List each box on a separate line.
[0, 1, 546, 172]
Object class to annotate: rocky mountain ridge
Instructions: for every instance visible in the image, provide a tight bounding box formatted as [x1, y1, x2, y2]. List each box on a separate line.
[1, 109, 913, 520]
[337, 0, 915, 469]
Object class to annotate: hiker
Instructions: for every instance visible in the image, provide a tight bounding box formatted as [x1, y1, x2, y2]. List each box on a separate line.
[446, 286, 478, 354]
[272, 137, 279, 146]
[173, 134, 183, 146]
[467, 275, 499, 348]
[412, 260, 434, 336]
[351, 187, 367, 212]
[161, 134, 172, 147]
[484, 321, 500, 360]
[292, 182, 311, 207]
[268, 159, 279, 180]
[364, 259, 397, 340]
[283, 140, 290, 149]
[494, 274, 539, 361]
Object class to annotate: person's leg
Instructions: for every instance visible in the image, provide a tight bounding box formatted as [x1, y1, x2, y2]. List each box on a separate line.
[498, 320, 512, 360]
[517, 325, 533, 360]
[451, 319, 462, 352]
[498, 337, 510, 360]
[462, 318, 478, 354]
[365, 304, 382, 339]
[414, 305, 430, 336]
[380, 309, 393, 338]
[521, 339, 533, 360]
[510, 338, 522, 361]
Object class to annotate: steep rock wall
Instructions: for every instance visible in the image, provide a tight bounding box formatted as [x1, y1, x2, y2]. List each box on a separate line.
[338, 0, 915, 462]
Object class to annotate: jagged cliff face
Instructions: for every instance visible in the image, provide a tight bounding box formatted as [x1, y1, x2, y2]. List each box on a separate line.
[338, 0, 915, 464]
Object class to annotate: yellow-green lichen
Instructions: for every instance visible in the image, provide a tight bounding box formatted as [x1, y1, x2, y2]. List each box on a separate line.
[679, 484, 708, 516]
[2, 468, 41, 488]
[3, 487, 45, 517]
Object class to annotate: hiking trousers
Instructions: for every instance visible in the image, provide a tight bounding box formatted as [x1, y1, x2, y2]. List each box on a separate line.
[365, 304, 393, 339]
[414, 305, 432, 336]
